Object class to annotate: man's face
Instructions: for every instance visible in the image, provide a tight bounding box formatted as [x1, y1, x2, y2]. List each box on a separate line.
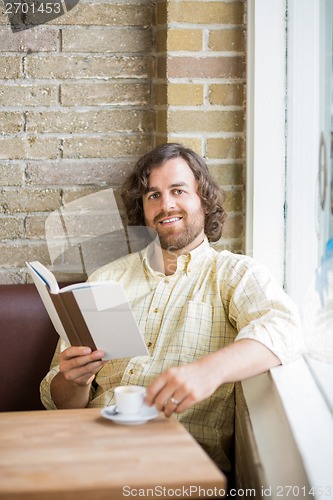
[142, 157, 205, 252]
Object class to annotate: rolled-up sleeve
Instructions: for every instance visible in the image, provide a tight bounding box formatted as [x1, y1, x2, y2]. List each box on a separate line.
[226, 257, 305, 364]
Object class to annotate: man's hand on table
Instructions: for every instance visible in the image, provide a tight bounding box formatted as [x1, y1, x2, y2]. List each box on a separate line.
[145, 355, 220, 417]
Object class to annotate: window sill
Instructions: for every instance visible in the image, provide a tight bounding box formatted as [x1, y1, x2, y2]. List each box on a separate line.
[270, 357, 333, 496]
[239, 357, 333, 499]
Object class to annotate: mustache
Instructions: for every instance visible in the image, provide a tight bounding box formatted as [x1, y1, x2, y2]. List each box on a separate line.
[153, 210, 186, 224]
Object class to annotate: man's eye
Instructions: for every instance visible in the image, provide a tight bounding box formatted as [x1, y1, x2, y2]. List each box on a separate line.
[148, 193, 159, 199]
[174, 189, 184, 195]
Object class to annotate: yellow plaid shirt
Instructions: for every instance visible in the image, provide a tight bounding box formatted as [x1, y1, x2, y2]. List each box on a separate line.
[40, 238, 304, 471]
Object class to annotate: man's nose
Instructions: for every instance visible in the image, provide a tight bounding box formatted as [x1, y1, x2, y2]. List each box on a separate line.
[160, 193, 176, 212]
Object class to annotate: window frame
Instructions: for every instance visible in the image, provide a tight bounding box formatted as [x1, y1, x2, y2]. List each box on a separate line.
[285, 0, 322, 307]
[245, 0, 286, 286]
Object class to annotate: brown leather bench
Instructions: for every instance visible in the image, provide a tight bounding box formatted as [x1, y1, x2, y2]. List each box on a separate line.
[0, 284, 59, 412]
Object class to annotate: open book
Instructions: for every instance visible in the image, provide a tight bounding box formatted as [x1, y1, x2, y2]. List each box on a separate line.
[27, 261, 149, 360]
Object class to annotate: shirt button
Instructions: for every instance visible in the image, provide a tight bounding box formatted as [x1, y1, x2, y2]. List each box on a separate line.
[147, 341, 152, 348]
[129, 369, 134, 375]
[164, 279, 169, 284]
[153, 307, 159, 313]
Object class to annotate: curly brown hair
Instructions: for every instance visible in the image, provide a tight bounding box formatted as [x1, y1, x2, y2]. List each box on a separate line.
[121, 143, 227, 242]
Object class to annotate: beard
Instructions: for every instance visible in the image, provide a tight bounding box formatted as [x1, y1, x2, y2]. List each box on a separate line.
[151, 208, 205, 251]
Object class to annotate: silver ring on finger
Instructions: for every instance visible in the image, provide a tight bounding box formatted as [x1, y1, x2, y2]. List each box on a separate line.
[169, 396, 181, 406]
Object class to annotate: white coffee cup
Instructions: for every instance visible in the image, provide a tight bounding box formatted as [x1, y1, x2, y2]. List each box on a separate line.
[114, 385, 146, 415]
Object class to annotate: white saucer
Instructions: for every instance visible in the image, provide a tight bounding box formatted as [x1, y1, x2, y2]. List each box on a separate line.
[100, 405, 159, 425]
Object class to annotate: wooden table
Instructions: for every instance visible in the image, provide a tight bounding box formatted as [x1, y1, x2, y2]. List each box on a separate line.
[0, 408, 226, 499]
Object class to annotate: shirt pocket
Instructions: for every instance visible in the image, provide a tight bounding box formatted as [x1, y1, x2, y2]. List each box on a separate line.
[167, 300, 213, 357]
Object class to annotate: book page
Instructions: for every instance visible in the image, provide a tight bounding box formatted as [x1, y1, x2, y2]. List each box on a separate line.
[70, 284, 148, 360]
[27, 261, 60, 294]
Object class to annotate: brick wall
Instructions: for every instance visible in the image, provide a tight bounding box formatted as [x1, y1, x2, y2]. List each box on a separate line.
[155, 0, 246, 254]
[0, 0, 246, 283]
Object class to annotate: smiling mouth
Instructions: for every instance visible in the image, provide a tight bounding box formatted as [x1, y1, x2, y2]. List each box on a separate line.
[159, 217, 182, 224]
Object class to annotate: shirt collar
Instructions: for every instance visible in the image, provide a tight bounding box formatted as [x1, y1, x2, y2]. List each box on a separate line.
[142, 237, 210, 277]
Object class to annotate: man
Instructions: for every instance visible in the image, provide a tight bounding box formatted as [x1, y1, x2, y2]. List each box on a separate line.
[41, 143, 304, 473]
